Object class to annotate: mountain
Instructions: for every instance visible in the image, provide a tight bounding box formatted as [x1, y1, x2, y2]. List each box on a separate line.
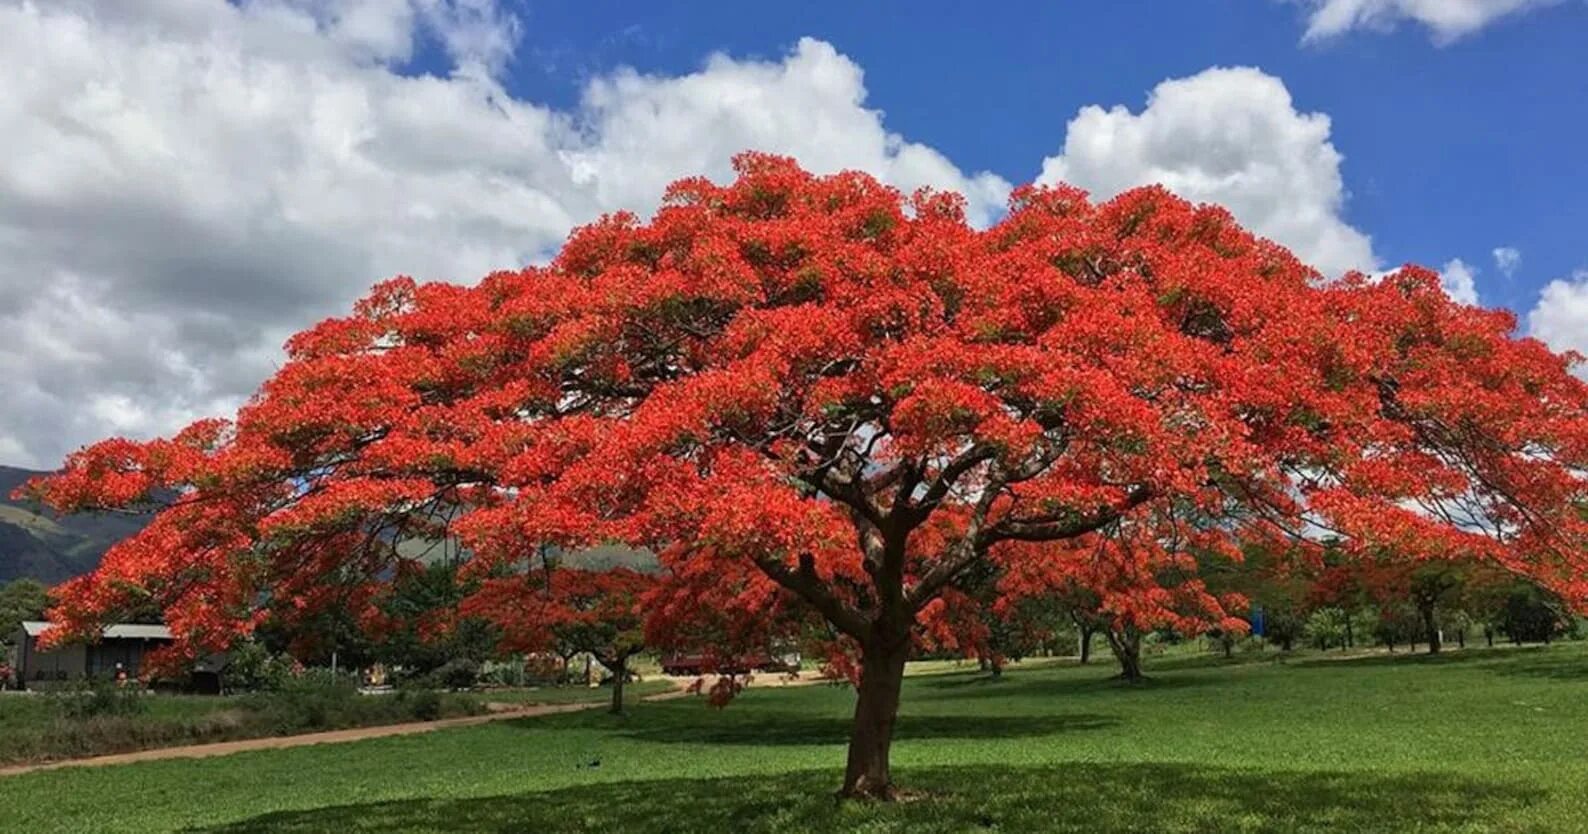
[0, 464, 657, 586]
[0, 465, 157, 585]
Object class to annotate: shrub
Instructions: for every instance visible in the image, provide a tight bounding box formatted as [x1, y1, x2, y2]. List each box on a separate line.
[429, 658, 482, 691]
[50, 679, 148, 720]
[481, 659, 527, 687]
[224, 640, 295, 692]
[399, 689, 443, 721]
[1304, 608, 1350, 650]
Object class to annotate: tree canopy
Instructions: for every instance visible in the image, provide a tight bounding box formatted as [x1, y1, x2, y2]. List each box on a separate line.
[19, 153, 1588, 799]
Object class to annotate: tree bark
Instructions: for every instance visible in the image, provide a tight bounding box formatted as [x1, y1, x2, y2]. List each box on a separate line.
[1420, 602, 1442, 655]
[608, 654, 627, 715]
[840, 633, 909, 800]
[1344, 617, 1354, 649]
[1079, 626, 1094, 664]
[1106, 627, 1145, 683]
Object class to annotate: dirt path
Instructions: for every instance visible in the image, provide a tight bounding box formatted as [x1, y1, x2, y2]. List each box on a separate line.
[0, 683, 696, 779]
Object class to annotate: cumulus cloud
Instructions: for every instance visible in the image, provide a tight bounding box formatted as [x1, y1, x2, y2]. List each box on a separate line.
[1528, 270, 1588, 374]
[1438, 258, 1481, 305]
[1037, 66, 1377, 279]
[1492, 246, 1522, 278]
[0, 1, 1011, 468]
[1296, 0, 1563, 43]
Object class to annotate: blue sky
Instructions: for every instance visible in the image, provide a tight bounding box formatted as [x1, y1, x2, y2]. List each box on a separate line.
[470, 0, 1587, 313]
[0, 0, 1585, 468]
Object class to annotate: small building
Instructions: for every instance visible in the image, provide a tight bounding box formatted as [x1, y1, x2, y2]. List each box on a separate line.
[12, 621, 173, 688]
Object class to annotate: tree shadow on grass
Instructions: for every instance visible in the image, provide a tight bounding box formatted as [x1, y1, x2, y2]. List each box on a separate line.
[184, 761, 1543, 834]
[1471, 647, 1588, 681]
[915, 668, 1215, 700]
[1286, 645, 1588, 680]
[596, 711, 1119, 746]
[1289, 650, 1487, 671]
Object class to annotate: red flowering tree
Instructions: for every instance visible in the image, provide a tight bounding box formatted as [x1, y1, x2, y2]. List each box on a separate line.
[996, 509, 1252, 681]
[19, 154, 1588, 799]
[464, 565, 652, 713]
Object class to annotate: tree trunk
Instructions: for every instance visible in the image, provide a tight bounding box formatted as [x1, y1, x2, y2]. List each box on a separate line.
[988, 656, 1003, 678]
[1484, 626, 1494, 647]
[608, 654, 627, 715]
[1344, 617, 1354, 649]
[1106, 627, 1145, 683]
[840, 634, 909, 800]
[1456, 629, 1465, 649]
[1420, 603, 1442, 655]
[1222, 638, 1233, 659]
[1079, 627, 1094, 664]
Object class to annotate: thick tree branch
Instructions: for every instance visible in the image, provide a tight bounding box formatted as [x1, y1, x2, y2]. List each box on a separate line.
[986, 485, 1156, 543]
[906, 444, 998, 522]
[906, 484, 1155, 611]
[749, 550, 869, 638]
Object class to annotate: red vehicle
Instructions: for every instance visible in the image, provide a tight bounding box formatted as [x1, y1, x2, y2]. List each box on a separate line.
[660, 651, 801, 676]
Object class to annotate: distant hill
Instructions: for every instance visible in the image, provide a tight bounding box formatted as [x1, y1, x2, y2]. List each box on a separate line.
[0, 465, 158, 585]
[0, 465, 656, 585]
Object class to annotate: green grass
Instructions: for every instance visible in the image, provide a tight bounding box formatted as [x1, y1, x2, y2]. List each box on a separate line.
[4, 643, 1588, 832]
[481, 679, 675, 705]
[0, 687, 488, 765]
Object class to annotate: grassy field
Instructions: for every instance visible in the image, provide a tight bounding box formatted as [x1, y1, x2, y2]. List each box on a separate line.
[0, 682, 660, 766]
[3, 644, 1587, 832]
[477, 679, 676, 705]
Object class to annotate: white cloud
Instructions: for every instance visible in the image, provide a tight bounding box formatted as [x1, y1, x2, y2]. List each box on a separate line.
[1296, 0, 1562, 44]
[1037, 67, 1377, 279]
[1528, 270, 1588, 374]
[1492, 245, 1521, 278]
[0, 2, 1010, 468]
[1438, 258, 1480, 305]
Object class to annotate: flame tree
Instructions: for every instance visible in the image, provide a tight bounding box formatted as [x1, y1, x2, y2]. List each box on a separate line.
[20, 154, 1588, 799]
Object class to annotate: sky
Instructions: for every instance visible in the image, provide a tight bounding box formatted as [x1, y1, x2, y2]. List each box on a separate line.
[1, 0, 1585, 469]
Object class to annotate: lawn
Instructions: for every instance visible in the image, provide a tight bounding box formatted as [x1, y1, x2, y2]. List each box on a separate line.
[478, 679, 676, 705]
[0, 681, 652, 766]
[3, 644, 1586, 833]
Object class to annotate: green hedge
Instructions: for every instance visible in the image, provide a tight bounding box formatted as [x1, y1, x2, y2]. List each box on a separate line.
[0, 682, 487, 766]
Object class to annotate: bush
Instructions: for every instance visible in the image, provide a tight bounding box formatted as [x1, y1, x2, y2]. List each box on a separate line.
[50, 679, 148, 720]
[399, 689, 443, 721]
[1304, 608, 1350, 650]
[428, 658, 482, 691]
[283, 666, 361, 694]
[0, 683, 490, 767]
[224, 640, 296, 692]
[1500, 586, 1567, 643]
[481, 659, 527, 687]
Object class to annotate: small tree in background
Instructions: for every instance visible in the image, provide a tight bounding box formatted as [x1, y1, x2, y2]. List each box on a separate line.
[0, 578, 48, 640]
[466, 567, 652, 714]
